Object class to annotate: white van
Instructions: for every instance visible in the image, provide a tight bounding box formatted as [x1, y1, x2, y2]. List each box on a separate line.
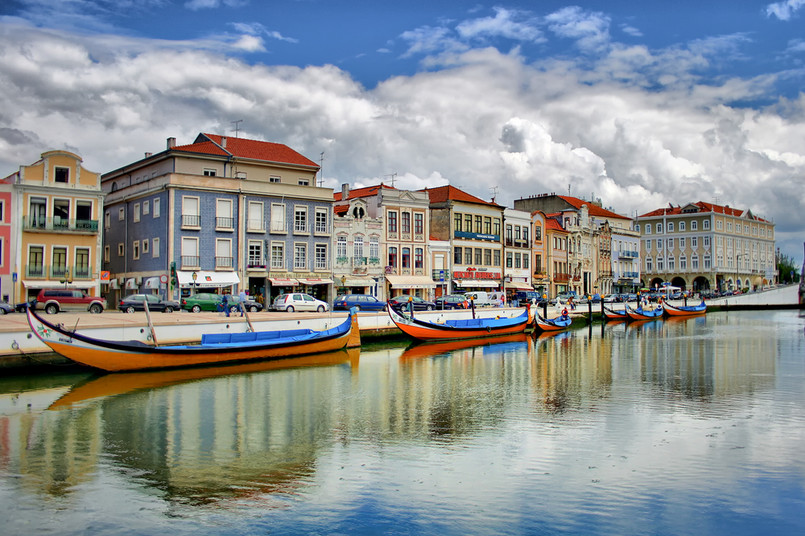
[464, 291, 496, 307]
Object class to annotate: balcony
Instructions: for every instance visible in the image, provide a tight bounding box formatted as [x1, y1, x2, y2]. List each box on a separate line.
[215, 217, 234, 230]
[270, 221, 287, 234]
[246, 219, 265, 233]
[181, 214, 200, 228]
[22, 217, 99, 233]
[553, 273, 570, 283]
[215, 256, 234, 269]
[181, 255, 200, 268]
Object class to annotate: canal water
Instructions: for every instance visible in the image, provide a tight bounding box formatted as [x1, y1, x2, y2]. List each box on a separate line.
[1, 310, 803, 535]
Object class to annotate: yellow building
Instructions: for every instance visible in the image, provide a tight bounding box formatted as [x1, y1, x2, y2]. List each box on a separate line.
[1, 150, 105, 303]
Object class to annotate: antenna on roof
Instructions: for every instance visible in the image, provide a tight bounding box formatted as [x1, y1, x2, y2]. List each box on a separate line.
[318, 152, 325, 187]
[384, 172, 397, 187]
[490, 185, 499, 202]
[568, 183, 571, 196]
[231, 119, 243, 137]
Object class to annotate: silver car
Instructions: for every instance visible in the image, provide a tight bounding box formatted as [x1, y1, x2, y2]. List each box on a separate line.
[271, 293, 329, 312]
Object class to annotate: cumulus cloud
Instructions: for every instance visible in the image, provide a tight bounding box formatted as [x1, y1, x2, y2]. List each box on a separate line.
[766, 0, 805, 20]
[185, 0, 248, 10]
[0, 8, 803, 259]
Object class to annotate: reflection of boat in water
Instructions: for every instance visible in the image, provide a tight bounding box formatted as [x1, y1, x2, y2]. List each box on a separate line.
[662, 300, 707, 317]
[388, 304, 530, 342]
[400, 333, 529, 359]
[27, 306, 360, 372]
[49, 347, 360, 409]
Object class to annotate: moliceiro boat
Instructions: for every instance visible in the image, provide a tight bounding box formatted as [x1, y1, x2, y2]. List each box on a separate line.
[624, 304, 663, 321]
[533, 313, 573, 332]
[602, 306, 628, 321]
[662, 300, 707, 317]
[387, 303, 531, 341]
[26, 307, 361, 372]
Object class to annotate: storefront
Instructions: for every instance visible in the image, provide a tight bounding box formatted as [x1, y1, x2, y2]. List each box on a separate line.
[297, 278, 334, 301]
[385, 274, 437, 299]
[176, 270, 240, 298]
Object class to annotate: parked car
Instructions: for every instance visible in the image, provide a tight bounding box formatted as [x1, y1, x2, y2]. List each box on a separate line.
[182, 293, 263, 313]
[333, 294, 387, 311]
[0, 301, 13, 314]
[388, 295, 436, 311]
[31, 288, 107, 314]
[513, 290, 540, 305]
[434, 294, 469, 309]
[118, 294, 181, 313]
[271, 293, 329, 312]
[603, 294, 622, 303]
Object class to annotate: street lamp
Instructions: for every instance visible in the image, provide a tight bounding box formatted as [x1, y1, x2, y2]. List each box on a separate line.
[735, 254, 743, 292]
[191, 270, 198, 294]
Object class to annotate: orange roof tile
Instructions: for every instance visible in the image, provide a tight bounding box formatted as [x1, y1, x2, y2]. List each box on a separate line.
[172, 133, 319, 168]
[334, 184, 394, 201]
[558, 195, 630, 220]
[639, 201, 768, 222]
[422, 185, 500, 207]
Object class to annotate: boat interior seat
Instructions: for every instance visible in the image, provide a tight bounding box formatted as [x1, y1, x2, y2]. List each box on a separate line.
[201, 328, 313, 345]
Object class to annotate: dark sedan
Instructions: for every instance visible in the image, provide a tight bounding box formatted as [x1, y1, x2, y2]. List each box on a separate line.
[388, 295, 436, 311]
[333, 294, 387, 311]
[0, 301, 14, 314]
[434, 294, 468, 310]
[118, 294, 180, 313]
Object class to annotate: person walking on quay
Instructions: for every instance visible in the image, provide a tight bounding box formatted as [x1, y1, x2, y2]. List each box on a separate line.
[238, 288, 247, 317]
[221, 293, 230, 317]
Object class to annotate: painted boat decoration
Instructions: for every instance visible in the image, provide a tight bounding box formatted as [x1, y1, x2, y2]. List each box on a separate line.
[49, 347, 359, 409]
[533, 313, 573, 332]
[26, 306, 361, 372]
[662, 300, 707, 317]
[625, 304, 664, 321]
[387, 303, 531, 341]
[602, 306, 628, 321]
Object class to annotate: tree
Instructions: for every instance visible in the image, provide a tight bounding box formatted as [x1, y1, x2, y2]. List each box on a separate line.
[776, 249, 801, 284]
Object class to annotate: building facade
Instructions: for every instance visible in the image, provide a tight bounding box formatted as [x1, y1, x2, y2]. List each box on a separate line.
[101, 134, 332, 305]
[637, 201, 776, 292]
[1, 150, 105, 304]
[503, 208, 533, 301]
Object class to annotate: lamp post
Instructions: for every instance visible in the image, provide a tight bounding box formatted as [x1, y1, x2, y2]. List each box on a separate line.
[735, 254, 743, 292]
[191, 270, 198, 294]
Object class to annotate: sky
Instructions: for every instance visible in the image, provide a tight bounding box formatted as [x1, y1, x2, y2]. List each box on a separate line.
[1, 0, 804, 263]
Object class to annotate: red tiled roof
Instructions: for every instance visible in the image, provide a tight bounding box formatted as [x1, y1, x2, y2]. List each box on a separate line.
[422, 185, 500, 207]
[558, 195, 630, 220]
[172, 133, 319, 168]
[545, 218, 567, 232]
[639, 201, 768, 222]
[334, 184, 394, 202]
[334, 205, 349, 216]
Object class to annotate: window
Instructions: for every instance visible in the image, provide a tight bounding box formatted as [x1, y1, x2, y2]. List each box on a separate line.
[668, 222, 674, 232]
[645, 239, 651, 251]
[474, 248, 482, 265]
[142, 239, 149, 255]
[143, 200, 150, 215]
[415, 247, 423, 269]
[294, 244, 307, 269]
[515, 253, 521, 269]
[668, 256, 675, 271]
[354, 235, 364, 261]
[691, 220, 698, 230]
[679, 221, 685, 231]
[454, 214, 462, 232]
[370, 236, 379, 260]
[294, 206, 308, 233]
[216, 199, 234, 229]
[635, 224, 640, 233]
[703, 236, 710, 248]
[182, 197, 200, 227]
[271, 203, 286, 232]
[657, 257, 664, 271]
[104, 245, 110, 263]
[203, 168, 216, 176]
[270, 176, 281, 183]
[118, 243, 125, 257]
[152, 237, 160, 258]
[388, 211, 398, 234]
[133, 241, 140, 260]
[27, 246, 44, 276]
[402, 212, 411, 234]
[54, 167, 69, 183]
[523, 254, 529, 269]
[657, 239, 662, 250]
[402, 247, 411, 268]
[105, 211, 111, 229]
[506, 225, 513, 245]
[484, 217, 492, 235]
[656, 223, 662, 233]
[415, 213, 424, 235]
[454, 247, 462, 264]
[680, 256, 687, 270]
[704, 219, 710, 230]
[337, 236, 347, 258]
[118, 207, 125, 221]
[215, 239, 232, 268]
[248, 241, 263, 266]
[465, 248, 472, 265]
[646, 257, 652, 271]
[493, 218, 500, 237]
[133, 203, 141, 223]
[484, 249, 492, 265]
[475, 215, 482, 234]
[534, 224, 542, 240]
[645, 224, 651, 235]
[704, 255, 711, 269]
[248, 201, 264, 232]
[692, 237, 698, 248]
[506, 251, 513, 268]
[667, 238, 674, 249]
[153, 198, 160, 218]
[692, 255, 699, 270]
[315, 244, 327, 270]
[181, 237, 199, 267]
[388, 246, 398, 268]
[271, 243, 284, 269]
[315, 208, 328, 234]
[298, 179, 309, 186]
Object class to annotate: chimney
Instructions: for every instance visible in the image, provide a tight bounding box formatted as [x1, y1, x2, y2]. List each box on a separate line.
[221, 136, 227, 148]
[144, 152, 153, 158]
[167, 137, 176, 149]
[341, 183, 350, 200]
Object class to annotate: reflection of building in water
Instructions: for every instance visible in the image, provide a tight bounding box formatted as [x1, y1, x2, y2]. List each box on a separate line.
[531, 330, 614, 413]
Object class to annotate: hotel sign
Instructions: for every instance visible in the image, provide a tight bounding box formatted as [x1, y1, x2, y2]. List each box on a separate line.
[454, 271, 501, 279]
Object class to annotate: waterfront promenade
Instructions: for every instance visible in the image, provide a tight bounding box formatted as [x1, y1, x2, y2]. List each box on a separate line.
[1, 285, 799, 369]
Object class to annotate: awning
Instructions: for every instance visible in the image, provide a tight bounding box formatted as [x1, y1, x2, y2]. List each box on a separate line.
[297, 278, 333, 285]
[343, 277, 374, 287]
[269, 278, 298, 286]
[125, 278, 138, 289]
[385, 274, 437, 289]
[109, 278, 120, 289]
[177, 270, 240, 288]
[506, 281, 533, 290]
[21, 280, 96, 290]
[453, 279, 499, 288]
[143, 276, 162, 289]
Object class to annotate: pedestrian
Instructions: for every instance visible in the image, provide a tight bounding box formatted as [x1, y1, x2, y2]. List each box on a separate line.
[221, 294, 230, 317]
[238, 288, 247, 317]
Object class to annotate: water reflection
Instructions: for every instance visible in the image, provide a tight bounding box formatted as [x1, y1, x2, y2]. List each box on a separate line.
[1, 311, 803, 535]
